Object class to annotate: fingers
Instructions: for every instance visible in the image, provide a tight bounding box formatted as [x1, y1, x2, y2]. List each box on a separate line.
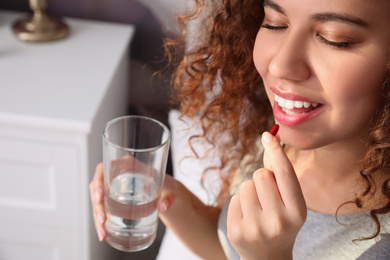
[261, 131, 305, 209]
[226, 129, 306, 259]
[253, 169, 283, 210]
[158, 189, 175, 214]
[231, 169, 283, 218]
[238, 180, 262, 216]
[158, 175, 177, 214]
[226, 194, 243, 237]
[89, 162, 106, 241]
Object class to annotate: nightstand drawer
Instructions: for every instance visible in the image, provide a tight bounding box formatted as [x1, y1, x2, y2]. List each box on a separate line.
[0, 137, 79, 229]
[0, 224, 79, 260]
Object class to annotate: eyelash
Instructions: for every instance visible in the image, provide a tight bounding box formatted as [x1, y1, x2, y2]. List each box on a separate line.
[316, 34, 352, 48]
[261, 24, 288, 31]
[261, 23, 353, 49]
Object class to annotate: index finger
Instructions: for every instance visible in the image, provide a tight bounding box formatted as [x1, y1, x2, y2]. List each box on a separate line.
[261, 131, 304, 208]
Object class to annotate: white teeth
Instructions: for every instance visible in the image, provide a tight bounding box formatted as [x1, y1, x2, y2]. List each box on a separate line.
[278, 98, 286, 107]
[294, 101, 303, 108]
[285, 100, 295, 109]
[274, 94, 319, 109]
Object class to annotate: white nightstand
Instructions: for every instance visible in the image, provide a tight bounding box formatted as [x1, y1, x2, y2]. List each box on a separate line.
[0, 11, 134, 260]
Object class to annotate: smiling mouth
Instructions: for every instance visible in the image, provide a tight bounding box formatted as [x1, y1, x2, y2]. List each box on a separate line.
[274, 94, 323, 115]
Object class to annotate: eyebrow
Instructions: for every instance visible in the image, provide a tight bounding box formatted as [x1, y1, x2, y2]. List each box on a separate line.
[311, 13, 369, 27]
[262, 0, 286, 15]
[262, 0, 369, 28]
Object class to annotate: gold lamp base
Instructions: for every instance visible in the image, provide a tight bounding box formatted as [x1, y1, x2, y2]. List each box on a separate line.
[13, 15, 69, 42]
[13, 0, 69, 42]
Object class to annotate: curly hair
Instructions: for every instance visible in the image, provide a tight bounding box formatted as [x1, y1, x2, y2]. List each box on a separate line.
[347, 71, 390, 241]
[164, 0, 390, 240]
[165, 0, 272, 206]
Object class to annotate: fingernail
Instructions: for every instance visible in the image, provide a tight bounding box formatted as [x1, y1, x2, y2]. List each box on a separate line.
[97, 212, 105, 224]
[95, 189, 103, 202]
[159, 201, 168, 212]
[262, 131, 274, 143]
[98, 229, 105, 242]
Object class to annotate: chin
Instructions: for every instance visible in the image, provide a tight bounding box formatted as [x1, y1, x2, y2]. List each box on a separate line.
[279, 129, 327, 151]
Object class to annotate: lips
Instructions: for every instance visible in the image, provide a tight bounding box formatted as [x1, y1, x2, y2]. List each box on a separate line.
[272, 91, 324, 126]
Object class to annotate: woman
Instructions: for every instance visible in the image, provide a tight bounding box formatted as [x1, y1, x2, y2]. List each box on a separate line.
[90, 0, 390, 259]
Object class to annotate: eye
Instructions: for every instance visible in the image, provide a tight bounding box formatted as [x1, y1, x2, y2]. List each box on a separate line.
[316, 34, 352, 48]
[261, 23, 288, 31]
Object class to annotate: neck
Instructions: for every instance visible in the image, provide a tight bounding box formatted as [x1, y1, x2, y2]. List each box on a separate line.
[286, 139, 371, 214]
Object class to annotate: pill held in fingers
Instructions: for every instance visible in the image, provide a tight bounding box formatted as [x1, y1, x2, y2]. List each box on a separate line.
[269, 124, 279, 136]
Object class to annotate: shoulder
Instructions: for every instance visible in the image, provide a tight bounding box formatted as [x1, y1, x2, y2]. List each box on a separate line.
[294, 211, 390, 259]
[378, 213, 390, 233]
[358, 232, 390, 260]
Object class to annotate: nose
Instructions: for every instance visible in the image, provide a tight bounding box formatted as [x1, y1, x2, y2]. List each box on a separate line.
[268, 30, 311, 81]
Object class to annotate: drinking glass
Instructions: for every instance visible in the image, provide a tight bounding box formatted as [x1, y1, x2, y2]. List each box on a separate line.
[103, 115, 170, 252]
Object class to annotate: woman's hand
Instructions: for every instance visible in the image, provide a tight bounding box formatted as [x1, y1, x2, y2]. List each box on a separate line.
[90, 159, 226, 259]
[89, 161, 176, 242]
[227, 131, 307, 260]
[89, 162, 107, 242]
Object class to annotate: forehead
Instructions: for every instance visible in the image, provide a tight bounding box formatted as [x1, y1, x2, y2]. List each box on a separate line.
[264, 0, 390, 31]
[264, 0, 390, 20]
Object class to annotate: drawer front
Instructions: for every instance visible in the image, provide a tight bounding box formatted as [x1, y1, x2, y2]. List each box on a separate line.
[0, 137, 79, 229]
[0, 224, 79, 260]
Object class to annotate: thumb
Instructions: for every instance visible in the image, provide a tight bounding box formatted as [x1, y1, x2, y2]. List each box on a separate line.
[262, 124, 280, 171]
[262, 131, 284, 171]
[158, 186, 176, 213]
[263, 147, 272, 172]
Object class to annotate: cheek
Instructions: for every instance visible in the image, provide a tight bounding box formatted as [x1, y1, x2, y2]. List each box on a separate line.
[253, 35, 276, 105]
[253, 32, 274, 79]
[323, 55, 387, 108]
[322, 59, 387, 133]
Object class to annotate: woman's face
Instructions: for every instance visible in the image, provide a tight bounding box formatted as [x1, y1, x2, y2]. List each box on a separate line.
[253, 0, 390, 150]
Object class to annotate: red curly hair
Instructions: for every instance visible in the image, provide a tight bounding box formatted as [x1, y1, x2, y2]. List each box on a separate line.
[164, 0, 390, 240]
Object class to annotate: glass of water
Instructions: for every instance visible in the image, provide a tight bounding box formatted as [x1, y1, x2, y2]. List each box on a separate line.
[102, 115, 170, 252]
